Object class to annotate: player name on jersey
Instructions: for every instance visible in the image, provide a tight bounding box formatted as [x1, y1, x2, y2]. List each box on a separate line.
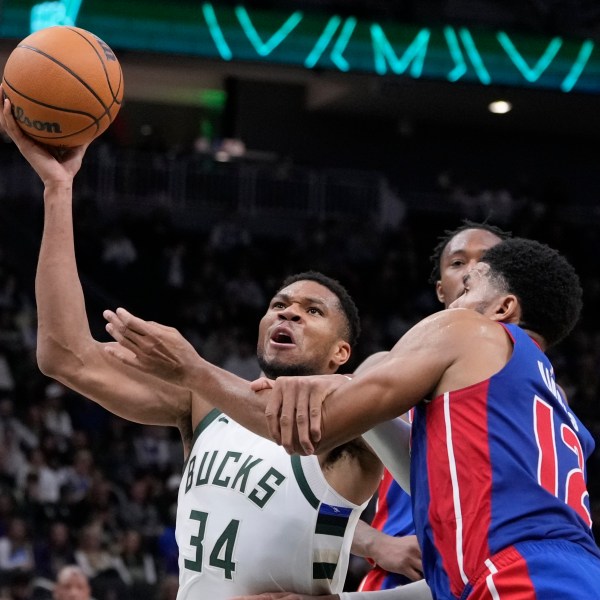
[184, 449, 286, 508]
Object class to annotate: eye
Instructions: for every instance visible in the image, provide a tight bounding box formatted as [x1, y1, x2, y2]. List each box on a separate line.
[450, 259, 465, 267]
[271, 301, 286, 309]
[307, 307, 323, 316]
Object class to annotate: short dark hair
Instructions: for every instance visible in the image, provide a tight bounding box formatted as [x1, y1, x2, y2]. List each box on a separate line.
[482, 238, 582, 347]
[428, 220, 511, 284]
[277, 271, 361, 348]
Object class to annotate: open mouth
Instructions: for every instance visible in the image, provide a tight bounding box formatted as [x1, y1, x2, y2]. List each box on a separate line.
[270, 328, 296, 346]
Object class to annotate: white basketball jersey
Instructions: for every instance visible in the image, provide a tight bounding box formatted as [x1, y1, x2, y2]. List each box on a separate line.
[176, 409, 367, 600]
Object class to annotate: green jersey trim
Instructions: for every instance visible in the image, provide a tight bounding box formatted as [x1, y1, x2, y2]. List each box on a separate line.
[183, 409, 222, 472]
[291, 455, 320, 509]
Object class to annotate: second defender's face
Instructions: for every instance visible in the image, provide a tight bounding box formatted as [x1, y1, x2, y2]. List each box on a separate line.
[437, 229, 503, 307]
[257, 280, 348, 376]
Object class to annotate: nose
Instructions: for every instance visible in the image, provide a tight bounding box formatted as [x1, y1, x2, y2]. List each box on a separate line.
[278, 304, 302, 322]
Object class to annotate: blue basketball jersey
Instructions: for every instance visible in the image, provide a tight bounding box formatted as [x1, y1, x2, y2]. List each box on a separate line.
[411, 323, 600, 599]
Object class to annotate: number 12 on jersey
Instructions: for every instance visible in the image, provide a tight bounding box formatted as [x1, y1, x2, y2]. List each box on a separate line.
[534, 396, 592, 527]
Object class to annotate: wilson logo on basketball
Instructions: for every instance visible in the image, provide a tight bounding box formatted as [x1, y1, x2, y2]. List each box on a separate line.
[12, 105, 62, 133]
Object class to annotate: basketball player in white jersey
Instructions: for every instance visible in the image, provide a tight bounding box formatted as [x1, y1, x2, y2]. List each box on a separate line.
[0, 94, 382, 599]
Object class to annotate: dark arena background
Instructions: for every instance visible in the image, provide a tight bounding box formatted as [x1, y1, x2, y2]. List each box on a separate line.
[0, 1, 599, 598]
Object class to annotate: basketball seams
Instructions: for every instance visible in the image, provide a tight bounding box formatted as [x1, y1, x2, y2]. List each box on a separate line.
[65, 27, 123, 105]
[17, 43, 111, 113]
[2, 76, 102, 123]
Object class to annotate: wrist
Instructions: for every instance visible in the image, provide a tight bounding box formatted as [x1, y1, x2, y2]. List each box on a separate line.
[44, 181, 73, 196]
[355, 522, 379, 562]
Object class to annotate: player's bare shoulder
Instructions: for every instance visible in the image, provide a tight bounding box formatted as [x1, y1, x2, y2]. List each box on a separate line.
[386, 308, 482, 361]
[414, 307, 507, 347]
[431, 309, 514, 396]
[443, 308, 513, 348]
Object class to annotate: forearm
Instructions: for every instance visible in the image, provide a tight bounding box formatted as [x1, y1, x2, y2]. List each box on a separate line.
[36, 182, 95, 376]
[311, 321, 449, 454]
[316, 373, 409, 454]
[351, 520, 379, 559]
[36, 185, 189, 426]
[340, 580, 432, 600]
[185, 358, 275, 440]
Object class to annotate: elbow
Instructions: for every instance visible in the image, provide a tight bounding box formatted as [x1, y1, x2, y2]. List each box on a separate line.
[36, 333, 79, 379]
[37, 342, 61, 378]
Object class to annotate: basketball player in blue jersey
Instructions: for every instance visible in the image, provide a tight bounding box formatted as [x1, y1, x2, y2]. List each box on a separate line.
[102, 239, 599, 599]
[233, 237, 600, 600]
[0, 93, 384, 599]
[354, 222, 510, 593]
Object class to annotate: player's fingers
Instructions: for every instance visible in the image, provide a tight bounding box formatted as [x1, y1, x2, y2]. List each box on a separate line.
[0, 92, 7, 130]
[104, 309, 133, 340]
[278, 379, 299, 454]
[103, 311, 147, 357]
[308, 388, 323, 445]
[1, 95, 20, 139]
[103, 343, 139, 368]
[106, 308, 152, 348]
[264, 384, 283, 445]
[250, 377, 274, 392]
[411, 557, 424, 577]
[1, 96, 26, 144]
[103, 310, 125, 341]
[115, 306, 149, 335]
[104, 322, 139, 355]
[294, 384, 313, 455]
[404, 566, 424, 581]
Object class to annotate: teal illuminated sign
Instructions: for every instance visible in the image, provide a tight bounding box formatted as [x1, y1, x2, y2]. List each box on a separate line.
[1, 1, 598, 94]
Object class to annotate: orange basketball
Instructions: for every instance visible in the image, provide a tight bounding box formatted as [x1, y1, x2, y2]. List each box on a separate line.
[2, 26, 124, 147]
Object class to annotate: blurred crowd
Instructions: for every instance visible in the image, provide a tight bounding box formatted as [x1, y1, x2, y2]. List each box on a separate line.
[0, 139, 598, 599]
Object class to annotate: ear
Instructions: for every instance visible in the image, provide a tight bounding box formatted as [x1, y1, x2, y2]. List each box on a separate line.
[435, 280, 445, 304]
[490, 294, 521, 323]
[331, 340, 351, 368]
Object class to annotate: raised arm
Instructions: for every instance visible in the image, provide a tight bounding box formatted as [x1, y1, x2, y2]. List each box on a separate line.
[0, 94, 198, 445]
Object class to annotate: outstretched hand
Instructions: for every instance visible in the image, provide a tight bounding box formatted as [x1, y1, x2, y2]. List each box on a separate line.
[0, 85, 89, 185]
[103, 307, 200, 386]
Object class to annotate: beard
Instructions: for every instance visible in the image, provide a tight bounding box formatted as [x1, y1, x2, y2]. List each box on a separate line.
[257, 352, 322, 379]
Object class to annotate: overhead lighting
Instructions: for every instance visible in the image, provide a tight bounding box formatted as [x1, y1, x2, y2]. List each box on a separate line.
[488, 100, 512, 114]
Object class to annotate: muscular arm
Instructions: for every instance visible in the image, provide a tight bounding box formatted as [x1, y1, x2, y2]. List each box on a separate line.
[36, 182, 194, 427]
[269, 310, 512, 455]
[0, 97, 201, 447]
